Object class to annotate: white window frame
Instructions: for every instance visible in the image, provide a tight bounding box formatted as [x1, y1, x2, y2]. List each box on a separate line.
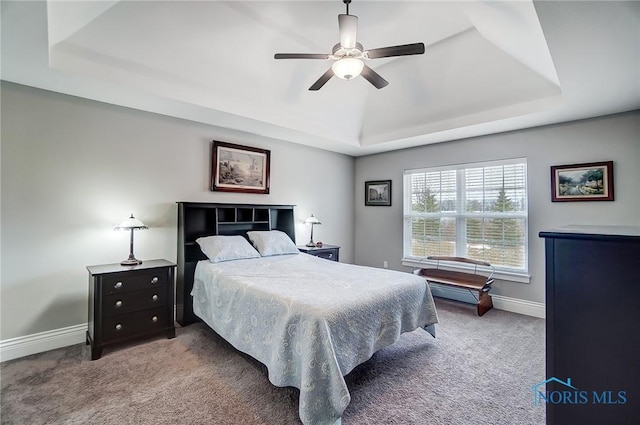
[401, 158, 530, 283]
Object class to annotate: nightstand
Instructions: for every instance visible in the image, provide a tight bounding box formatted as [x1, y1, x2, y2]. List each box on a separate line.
[86, 259, 176, 360]
[298, 245, 340, 262]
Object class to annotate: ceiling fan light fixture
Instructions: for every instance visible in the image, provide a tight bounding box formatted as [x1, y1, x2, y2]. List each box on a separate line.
[331, 57, 364, 80]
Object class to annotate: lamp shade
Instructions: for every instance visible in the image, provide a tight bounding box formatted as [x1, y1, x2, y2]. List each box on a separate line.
[114, 214, 148, 231]
[304, 215, 321, 225]
[331, 57, 364, 80]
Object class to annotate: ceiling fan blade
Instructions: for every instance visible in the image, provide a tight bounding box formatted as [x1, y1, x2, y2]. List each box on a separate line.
[360, 65, 389, 89]
[274, 53, 330, 60]
[338, 14, 358, 49]
[309, 68, 335, 91]
[365, 42, 426, 59]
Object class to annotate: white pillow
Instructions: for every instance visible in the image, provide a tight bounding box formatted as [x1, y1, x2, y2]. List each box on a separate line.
[196, 235, 261, 263]
[247, 230, 299, 257]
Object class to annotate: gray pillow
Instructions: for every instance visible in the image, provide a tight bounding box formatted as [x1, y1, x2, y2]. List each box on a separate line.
[196, 235, 261, 263]
[247, 230, 299, 256]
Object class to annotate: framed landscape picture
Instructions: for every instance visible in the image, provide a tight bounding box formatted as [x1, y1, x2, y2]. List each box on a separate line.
[211, 141, 270, 194]
[550, 161, 614, 202]
[365, 180, 392, 206]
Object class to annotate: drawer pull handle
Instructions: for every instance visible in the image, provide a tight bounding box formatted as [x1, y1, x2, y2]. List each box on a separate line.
[115, 324, 122, 331]
[115, 300, 123, 308]
[328, 253, 333, 258]
[114, 281, 123, 289]
[152, 295, 158, 301]
[152, 316, 158, 322]
[151, 277, 159, 284]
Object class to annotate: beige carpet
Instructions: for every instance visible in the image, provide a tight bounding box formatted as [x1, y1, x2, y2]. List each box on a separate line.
[1, 298, 545, 424]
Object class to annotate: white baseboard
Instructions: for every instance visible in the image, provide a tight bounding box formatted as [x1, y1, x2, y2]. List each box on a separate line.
[0, 323, 87, 363]
[1, 306, 178, 362]
[428, 283, 545, 319]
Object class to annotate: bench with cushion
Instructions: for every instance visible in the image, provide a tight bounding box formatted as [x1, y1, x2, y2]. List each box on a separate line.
[417, 256, 495, 316]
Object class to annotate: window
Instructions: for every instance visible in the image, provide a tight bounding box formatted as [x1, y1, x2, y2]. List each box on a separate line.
[403, 158, 528, 278]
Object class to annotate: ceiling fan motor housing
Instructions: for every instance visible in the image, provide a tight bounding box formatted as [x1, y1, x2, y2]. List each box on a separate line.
[331, 42, 364, 58]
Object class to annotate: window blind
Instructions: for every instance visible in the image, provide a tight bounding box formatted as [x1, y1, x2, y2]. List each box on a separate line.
[403, 158, 528, 273]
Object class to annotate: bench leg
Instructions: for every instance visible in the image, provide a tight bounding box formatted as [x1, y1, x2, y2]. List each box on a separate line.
[477, 291, 493, 316]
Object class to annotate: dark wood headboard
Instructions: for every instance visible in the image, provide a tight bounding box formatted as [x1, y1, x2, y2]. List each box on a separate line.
[176, 202, 295, 326]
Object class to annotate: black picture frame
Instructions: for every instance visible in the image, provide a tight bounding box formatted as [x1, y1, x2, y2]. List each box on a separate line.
[211, 141, 270, 194]
[365, 180, 392, 206]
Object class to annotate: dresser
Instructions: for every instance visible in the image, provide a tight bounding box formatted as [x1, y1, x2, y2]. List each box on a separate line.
[539, 226, 640, 424]
[297, 244, 340, 262]
[87, 259, 176, 360]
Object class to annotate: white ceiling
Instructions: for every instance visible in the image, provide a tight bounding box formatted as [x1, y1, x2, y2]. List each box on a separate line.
[2, 1, 638, 156]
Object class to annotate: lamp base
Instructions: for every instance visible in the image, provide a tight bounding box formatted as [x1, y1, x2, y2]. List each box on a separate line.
[121, 258, 143, 266]
[306, 240, 316, 247]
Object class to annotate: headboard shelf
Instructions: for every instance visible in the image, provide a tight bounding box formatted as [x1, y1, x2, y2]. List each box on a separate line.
[176, 202, 296, 326]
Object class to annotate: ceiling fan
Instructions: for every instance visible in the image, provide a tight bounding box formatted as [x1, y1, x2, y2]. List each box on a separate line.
[274, 0, 425, 91]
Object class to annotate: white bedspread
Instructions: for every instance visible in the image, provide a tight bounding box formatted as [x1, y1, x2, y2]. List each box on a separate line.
[192, 253, 438, 425]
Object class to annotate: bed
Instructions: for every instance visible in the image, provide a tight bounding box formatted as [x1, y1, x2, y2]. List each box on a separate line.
[176, 202, 438, 425]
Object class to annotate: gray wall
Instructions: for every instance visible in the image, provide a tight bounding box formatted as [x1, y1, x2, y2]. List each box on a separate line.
[0, 82, 355, 340]
[1, 80, 638, 341]
[355, 111, 640, 304]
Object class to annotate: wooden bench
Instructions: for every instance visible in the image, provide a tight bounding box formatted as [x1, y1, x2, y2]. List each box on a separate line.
[417, 256, 495, 316]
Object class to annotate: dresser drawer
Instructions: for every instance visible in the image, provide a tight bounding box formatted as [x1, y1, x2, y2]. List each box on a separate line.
[103, 288, 168, 317]
[101, 271, 167, 296]
[102, 307, 169, 341]
[314, 249, 338, 261]
[297, 245, 340, 262]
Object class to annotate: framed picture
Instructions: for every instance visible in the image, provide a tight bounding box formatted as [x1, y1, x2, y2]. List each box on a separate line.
[550, 161, 614, 202]
[211, 141, 270, 194]
[365, 180, 392, 206]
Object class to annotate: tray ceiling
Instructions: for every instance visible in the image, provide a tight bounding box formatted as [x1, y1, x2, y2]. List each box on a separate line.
[2, 1, 638, 156]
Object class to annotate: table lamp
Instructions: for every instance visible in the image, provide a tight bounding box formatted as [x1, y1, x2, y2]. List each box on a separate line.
[304, 215, 321, 247]
[114, 214, 148, 265]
